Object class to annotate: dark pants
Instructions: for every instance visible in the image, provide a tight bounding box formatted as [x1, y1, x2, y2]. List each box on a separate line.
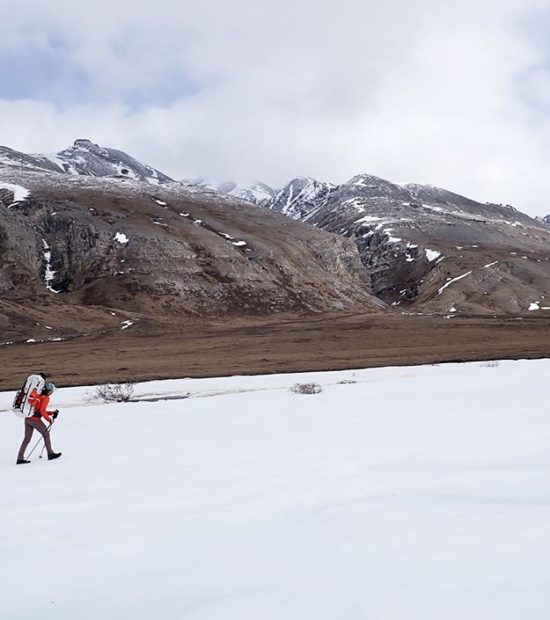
[17, 417, 54, 460]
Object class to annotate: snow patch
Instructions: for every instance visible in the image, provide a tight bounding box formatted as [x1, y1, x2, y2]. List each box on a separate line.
[425, 249, 441, 262]
[42, 239, 60, 293]
[0, 182, 30, 206]
[421, 203, 445, 213]
[355, 215, 385, 225]
[438, 270, 473, 295]
[114, 232, 129, 245]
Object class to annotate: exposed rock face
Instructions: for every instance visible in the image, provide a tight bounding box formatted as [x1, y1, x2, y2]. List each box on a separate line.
[0, 167, 382, 341]
[265, 175, 550, 315]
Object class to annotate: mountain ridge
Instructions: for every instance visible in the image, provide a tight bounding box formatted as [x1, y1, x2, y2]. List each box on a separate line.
[3, 139, 550, 323]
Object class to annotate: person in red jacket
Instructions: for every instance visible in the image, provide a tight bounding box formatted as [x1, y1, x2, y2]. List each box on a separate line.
[17, 382, 62, 464]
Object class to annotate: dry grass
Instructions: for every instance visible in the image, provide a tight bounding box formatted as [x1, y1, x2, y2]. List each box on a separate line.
[1, 313, 550, 390]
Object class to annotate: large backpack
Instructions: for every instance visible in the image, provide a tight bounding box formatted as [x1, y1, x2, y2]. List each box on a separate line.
[12, 374, 45, 418]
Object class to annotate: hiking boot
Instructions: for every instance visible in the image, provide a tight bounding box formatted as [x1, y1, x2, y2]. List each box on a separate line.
[48, 452, 62, 461]
[16, 459, 30, 465]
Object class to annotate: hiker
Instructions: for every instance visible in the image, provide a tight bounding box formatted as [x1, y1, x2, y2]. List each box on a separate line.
[16, 382, 62, 465]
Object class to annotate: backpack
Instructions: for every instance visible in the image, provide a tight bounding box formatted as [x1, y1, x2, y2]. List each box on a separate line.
[12, 374, 45, 418]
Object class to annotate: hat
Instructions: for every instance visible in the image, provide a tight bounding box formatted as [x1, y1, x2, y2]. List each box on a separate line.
[44, 382, 56, 392]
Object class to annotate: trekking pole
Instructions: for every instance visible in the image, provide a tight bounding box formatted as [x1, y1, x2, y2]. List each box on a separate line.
[27, 422, 53, 459]
[38, 420, 55, 459]
[39, 441, 47, 459]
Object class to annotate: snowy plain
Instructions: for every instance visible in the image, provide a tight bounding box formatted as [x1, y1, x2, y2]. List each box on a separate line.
[1, 360, 550, 619]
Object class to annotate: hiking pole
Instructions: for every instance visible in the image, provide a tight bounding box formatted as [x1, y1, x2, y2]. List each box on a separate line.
[38, 422, 55, 459]
[27, 422, 53, 459]
[38, 421, 55, 459]
[39, 414, 59, 458]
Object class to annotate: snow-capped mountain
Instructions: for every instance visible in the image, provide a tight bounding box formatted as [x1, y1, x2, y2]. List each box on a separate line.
[265, 174, 550, 314]
[227, 182, 277, 204]
[267, 177, 336, 220]
[180, 177, 230, 193]
[181, 178, 277, 204]
[3, 139, 550, 319]
[0, 139, 173, 185]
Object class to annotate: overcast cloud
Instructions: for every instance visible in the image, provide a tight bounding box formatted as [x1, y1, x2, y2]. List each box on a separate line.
[1, 0, 550, 213]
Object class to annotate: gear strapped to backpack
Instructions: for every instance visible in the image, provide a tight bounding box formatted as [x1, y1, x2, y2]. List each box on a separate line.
[12, 374, 45, 418]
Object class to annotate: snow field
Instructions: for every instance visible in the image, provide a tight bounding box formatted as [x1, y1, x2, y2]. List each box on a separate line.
[1, 360, 550, 619]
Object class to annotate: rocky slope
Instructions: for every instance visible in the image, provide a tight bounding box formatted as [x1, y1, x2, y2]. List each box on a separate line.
[265, 175, 550, 315]
[0, 166, 382, 343]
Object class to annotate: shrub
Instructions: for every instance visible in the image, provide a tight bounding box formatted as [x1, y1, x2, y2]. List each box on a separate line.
[88, 381, 135, 403]
[479, 360, 500, 368]
[337, 379, 357, 385]
[290, 382, 322, 395]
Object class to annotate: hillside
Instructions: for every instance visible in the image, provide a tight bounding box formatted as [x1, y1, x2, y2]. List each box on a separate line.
[0, 165, 382, 342]
[265, 175, 550, 314]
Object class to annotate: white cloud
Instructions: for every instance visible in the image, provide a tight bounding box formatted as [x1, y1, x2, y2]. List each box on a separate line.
[1, 0, 550, 214]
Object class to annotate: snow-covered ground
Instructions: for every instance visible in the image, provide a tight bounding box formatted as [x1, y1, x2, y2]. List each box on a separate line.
[1, 360, 550, 619]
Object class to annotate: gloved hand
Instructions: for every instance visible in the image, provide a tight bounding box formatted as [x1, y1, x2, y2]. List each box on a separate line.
[52, 410, 59, 420]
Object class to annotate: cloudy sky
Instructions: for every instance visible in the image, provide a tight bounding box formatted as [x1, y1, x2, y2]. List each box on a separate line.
[1, 0, 550, 214]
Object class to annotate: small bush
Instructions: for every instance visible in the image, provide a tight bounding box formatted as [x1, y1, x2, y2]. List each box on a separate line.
[479, 360, 500, 368]
[88, 381, 135, 403]
[290, 382, 322, 395]
[337, 379, 357, 385]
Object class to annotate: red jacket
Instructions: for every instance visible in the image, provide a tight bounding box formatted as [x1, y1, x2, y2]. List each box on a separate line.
[29, 390, 55, 423]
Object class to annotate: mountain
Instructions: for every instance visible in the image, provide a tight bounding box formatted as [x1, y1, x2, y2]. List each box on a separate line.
[267, 177, 336, 220]
[181, 178, 277, 204]
[227, 182, 277, 204]
[3, 139, 550, 325]
[0, 139, 173, 185]
[0, 162, 382, 343]
[265, 174, 550, 315]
